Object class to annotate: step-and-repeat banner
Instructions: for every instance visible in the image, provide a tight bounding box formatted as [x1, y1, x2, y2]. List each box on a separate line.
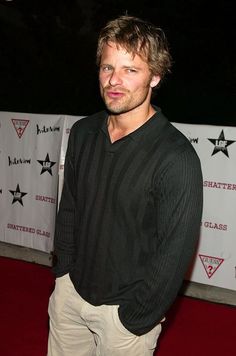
[0, 112, 81, 253]
[173, 122, 236, 291]
[0, 112, 236, 291]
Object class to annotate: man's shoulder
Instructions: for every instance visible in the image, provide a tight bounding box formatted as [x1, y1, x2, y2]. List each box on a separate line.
[71, 110, 107, 135]
[166, 122, 196, 153]
[152, 109, 192, 151]
[157, 120, 200, 166]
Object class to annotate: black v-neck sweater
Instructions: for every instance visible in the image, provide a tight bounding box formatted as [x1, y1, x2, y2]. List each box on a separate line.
[53, 108, 203, 335]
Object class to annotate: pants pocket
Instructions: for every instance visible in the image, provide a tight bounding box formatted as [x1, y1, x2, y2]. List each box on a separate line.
[48, 273, 71, 322]
[112, 305, 134, 336]
[145, 323, 162, 350]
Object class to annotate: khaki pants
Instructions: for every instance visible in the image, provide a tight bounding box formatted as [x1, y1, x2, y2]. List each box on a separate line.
[47, 273, 162, 356]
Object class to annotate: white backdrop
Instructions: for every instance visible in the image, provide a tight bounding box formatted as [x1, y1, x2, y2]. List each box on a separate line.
[0, 112, 236, 291]
[173, 123, 236, 291]
[0, 112, 65, 253]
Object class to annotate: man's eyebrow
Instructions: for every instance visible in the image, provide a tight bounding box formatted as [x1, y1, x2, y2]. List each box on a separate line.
[122, 65, 141, 69]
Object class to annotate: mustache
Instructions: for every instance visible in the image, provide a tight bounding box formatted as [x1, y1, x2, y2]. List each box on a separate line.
[103, 86, 129, 93]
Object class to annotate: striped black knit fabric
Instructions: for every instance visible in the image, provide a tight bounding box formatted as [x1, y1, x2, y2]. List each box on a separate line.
[53, 107, 203, 335]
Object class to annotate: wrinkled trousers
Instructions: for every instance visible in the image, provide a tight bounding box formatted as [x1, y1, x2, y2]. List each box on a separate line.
[47, 273, 162, 356]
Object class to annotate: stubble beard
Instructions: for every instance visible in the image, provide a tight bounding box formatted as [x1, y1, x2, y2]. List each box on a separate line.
[101, 85, 151, 115]
[101, 88, 130, 114]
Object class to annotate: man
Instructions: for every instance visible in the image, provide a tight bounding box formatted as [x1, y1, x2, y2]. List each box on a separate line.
[48, 15, 203, 356]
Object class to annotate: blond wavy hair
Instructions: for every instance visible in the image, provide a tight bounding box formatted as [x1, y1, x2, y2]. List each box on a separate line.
[97, 15, 172, 80]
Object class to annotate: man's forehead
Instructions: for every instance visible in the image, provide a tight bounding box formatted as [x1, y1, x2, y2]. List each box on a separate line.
[103, 41, 147, 61]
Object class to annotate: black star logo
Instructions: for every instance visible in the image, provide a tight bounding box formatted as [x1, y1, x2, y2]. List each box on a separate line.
[208, 130, 236, 157]
[9, 184, 27, 206]
[37, 153, 56, 175]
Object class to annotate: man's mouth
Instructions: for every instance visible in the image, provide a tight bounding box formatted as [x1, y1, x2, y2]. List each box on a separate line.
[107, 91, 124, 98]
[105, 88, 127, 99]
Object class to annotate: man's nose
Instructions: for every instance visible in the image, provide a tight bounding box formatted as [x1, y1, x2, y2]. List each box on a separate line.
[109, 70, 122, 86]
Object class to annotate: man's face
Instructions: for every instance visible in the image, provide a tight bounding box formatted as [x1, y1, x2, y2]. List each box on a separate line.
[99, 42, 160, 115]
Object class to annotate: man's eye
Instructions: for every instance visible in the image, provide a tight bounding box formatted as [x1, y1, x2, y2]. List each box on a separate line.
[101, 66, 112, 72]
[126, 68, 137, 73]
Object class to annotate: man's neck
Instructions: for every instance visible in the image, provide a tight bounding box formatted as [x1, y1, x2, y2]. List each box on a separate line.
[107, 105, 156, 143]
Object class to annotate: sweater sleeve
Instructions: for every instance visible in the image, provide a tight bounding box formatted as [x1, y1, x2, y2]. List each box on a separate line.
[52, 127, 77, 277]
[118, 147, 203, 335]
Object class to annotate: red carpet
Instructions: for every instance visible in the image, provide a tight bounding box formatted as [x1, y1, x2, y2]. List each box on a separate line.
[0, 256, 235, 356]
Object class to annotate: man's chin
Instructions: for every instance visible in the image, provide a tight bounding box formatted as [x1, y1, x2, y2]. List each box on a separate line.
[104, 100, 132, 114]
[105, 103, 125, 115]
[106, 104, 136, 115]
[106, 108, 124, 115]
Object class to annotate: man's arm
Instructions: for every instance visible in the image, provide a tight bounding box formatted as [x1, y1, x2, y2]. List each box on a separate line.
[118, 147, 203, 335]
[52, 128, 76, 277]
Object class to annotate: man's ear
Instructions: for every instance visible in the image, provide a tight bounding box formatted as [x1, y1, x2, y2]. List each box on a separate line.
[150, 75, 161, 88]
